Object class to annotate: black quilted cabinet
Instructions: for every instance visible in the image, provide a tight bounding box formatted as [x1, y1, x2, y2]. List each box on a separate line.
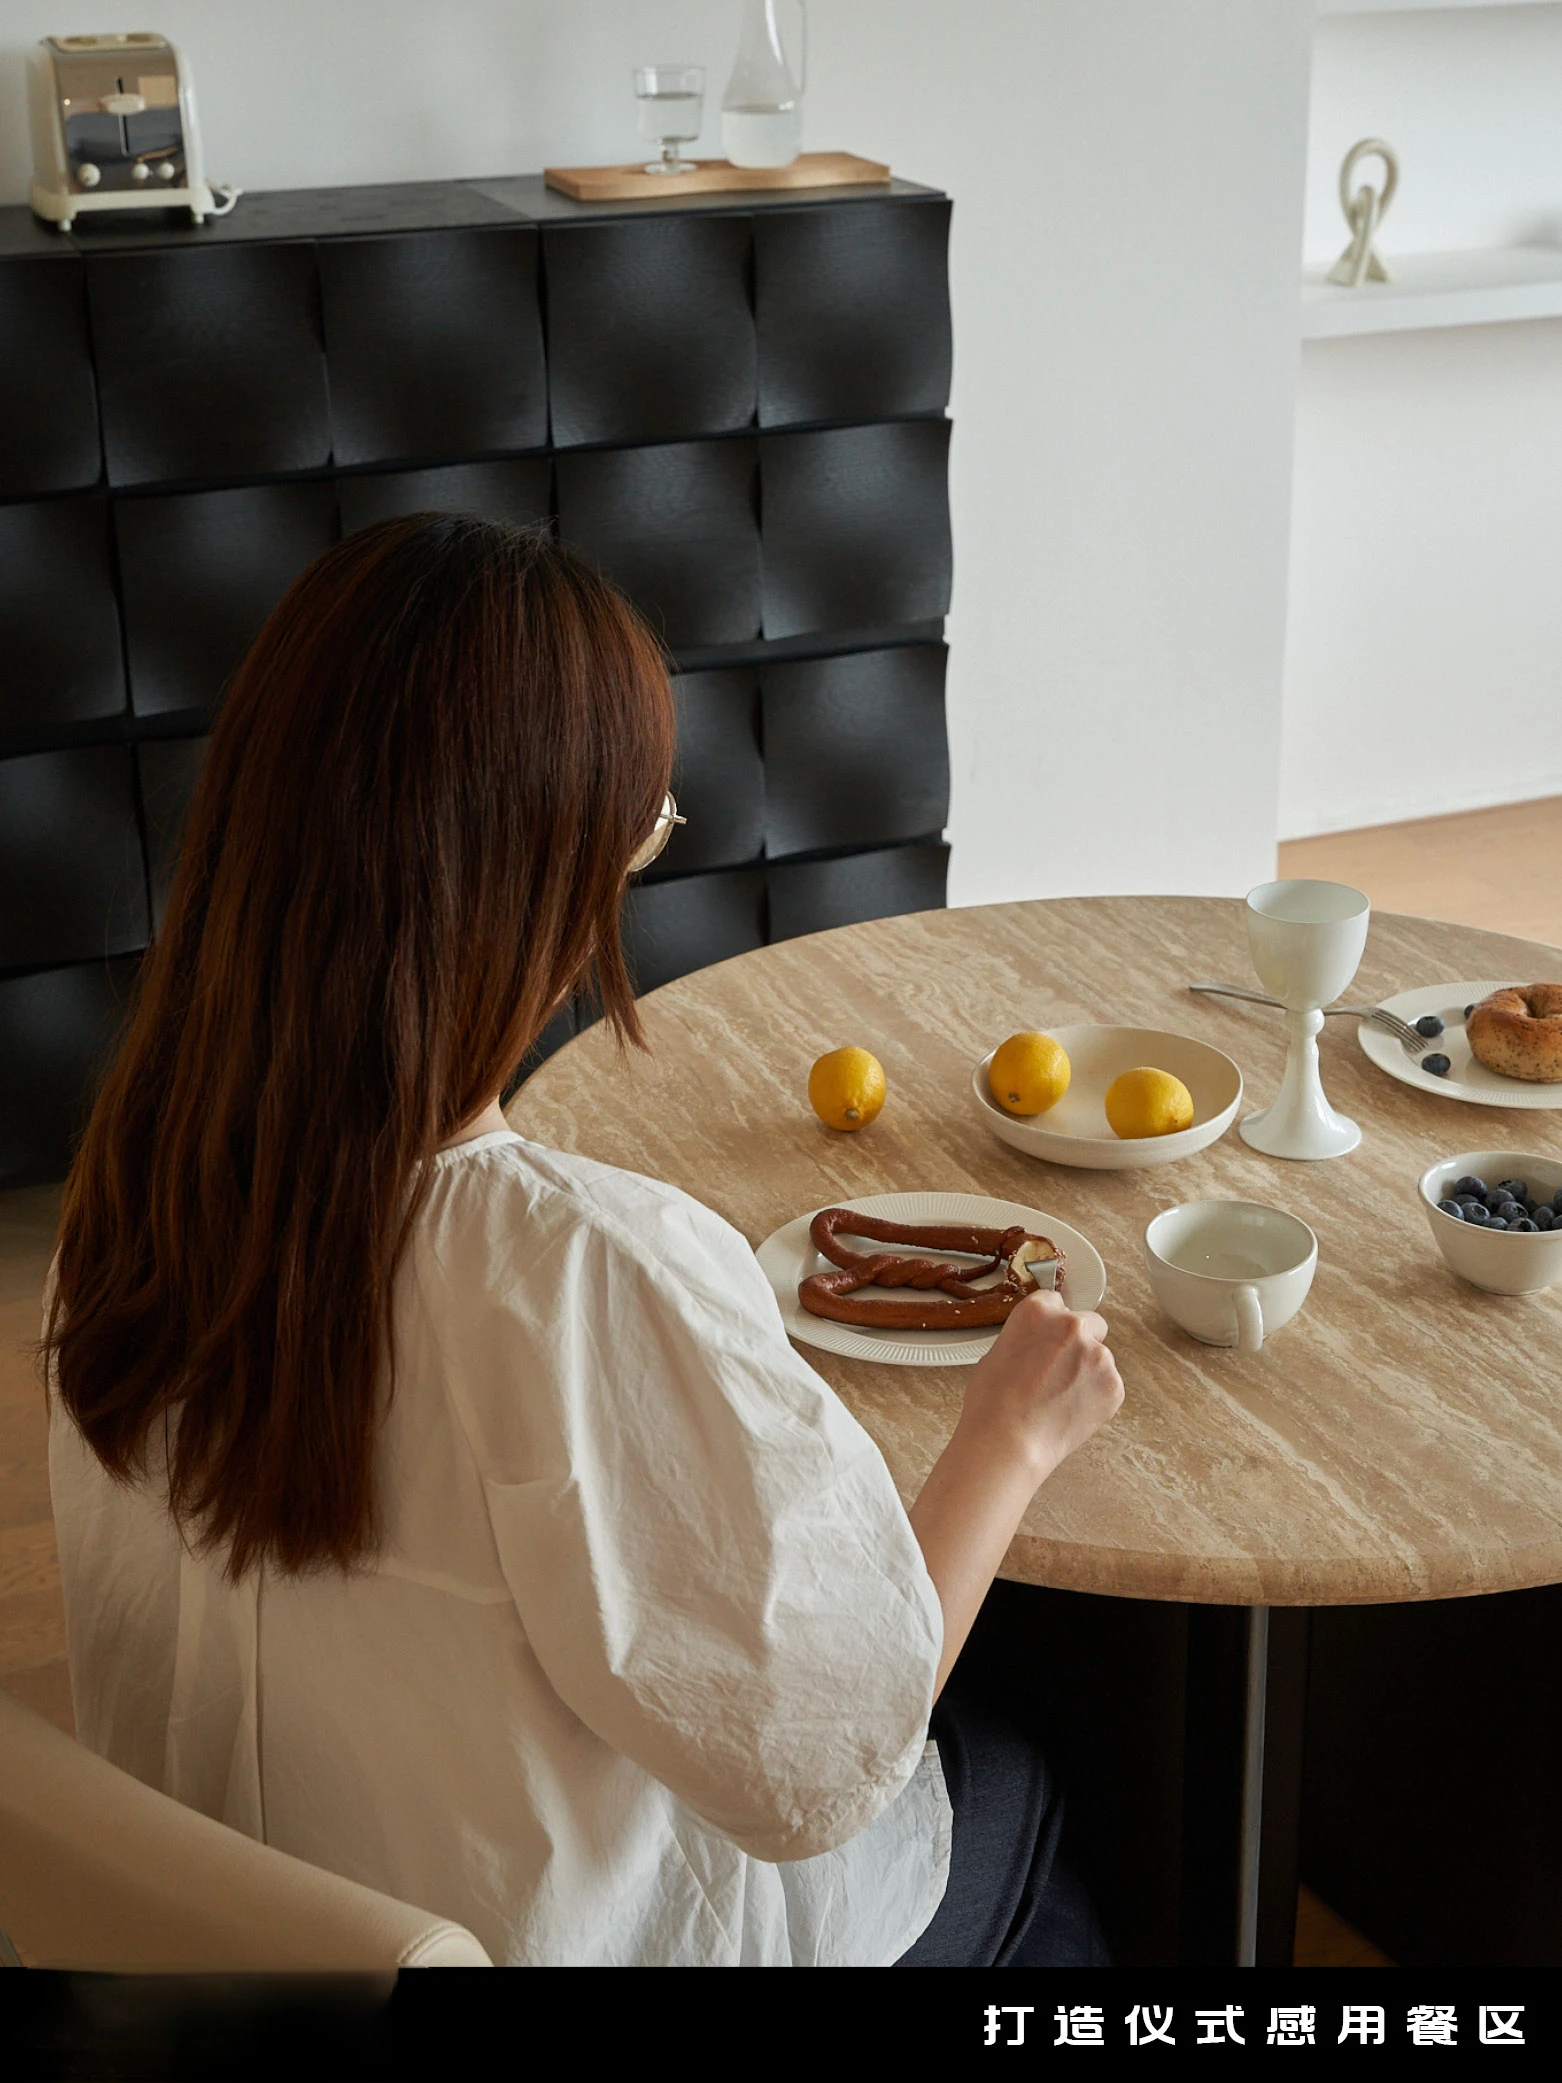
[0, 174, 952, 1184]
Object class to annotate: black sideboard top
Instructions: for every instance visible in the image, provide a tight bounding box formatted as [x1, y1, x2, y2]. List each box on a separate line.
[0, 170, 943, 256]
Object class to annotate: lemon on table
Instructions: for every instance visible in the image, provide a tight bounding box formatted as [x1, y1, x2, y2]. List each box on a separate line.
[1104, 1066, 1195, 1139]
[988, 1032, 1071, 1117]
[808, 1047, 887, 1132]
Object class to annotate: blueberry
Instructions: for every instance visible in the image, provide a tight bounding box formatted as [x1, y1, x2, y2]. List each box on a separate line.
[1495, 1197, 1525, 1218]
[1553, 1189, 1562, 1213]
[1535, 1208, 1556, 1231]
[1487, 1217, 1510, 1231]
[1421, 1053, 1451, 1076]
[1437, 1198, 1466, 1220]
[1459, 1200, 1490, 1224]
[1415, 1014, 1445, 1038]
[1511, 1218, 1540, 1233]
[1454, 1175, 1489, 1199]
[1484, 1191, 1509, 1211]
[1498, 1178, 1529, 1202]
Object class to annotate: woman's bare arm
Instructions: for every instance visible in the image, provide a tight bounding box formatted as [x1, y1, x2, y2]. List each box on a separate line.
[908, 1291, 1123, 1699]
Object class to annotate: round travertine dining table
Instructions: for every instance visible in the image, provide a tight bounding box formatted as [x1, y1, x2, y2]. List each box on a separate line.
[510, 896, 1562, 1962]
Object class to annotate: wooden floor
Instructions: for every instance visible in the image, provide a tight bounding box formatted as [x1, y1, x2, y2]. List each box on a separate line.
[15, 795, 1556, 1965]
[1278, 794, 1562, 949]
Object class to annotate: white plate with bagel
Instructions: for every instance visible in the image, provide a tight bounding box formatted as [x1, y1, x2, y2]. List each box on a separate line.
[755, 1190, 1107, 1368]
[1357, 980, 1562, 1107]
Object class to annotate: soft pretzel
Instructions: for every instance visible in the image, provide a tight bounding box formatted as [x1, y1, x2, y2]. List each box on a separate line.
[798, 1209, 1064, 1331]
[1466, 984, 1562, 1084]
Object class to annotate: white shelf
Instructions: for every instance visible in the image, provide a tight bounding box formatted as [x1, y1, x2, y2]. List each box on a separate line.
[1301, 245, 1562, 336]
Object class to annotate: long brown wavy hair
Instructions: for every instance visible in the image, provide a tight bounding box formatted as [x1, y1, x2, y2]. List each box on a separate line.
[45, 516, 675, 1579]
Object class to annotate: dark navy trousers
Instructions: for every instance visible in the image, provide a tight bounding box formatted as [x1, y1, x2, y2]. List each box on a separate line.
[894, 1672, 1110, 1967]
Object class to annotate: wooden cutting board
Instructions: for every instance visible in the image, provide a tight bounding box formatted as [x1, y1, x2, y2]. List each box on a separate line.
[544, 151, 890, 202]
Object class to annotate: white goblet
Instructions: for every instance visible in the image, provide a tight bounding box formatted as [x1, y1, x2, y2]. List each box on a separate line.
[1239, 879, 1370, 1162]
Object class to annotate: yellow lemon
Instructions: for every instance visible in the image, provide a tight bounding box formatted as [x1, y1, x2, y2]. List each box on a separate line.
[1104, 1066, 1195, 1139]
[808, 1047, 887, 1132]
[988, 1032, 1071, 1117]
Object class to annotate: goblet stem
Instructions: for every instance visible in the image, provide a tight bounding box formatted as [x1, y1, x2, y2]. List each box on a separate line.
[1240, 1006, 1362, 1162]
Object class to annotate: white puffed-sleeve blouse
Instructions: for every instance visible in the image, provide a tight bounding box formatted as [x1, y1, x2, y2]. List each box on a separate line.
[48, 1130, 952, 1965]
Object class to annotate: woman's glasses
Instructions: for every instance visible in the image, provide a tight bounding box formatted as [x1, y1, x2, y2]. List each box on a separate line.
[626, 792, 687, 876]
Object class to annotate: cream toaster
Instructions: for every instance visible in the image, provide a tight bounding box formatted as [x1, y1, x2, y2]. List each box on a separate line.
[27, 32, 231, 230]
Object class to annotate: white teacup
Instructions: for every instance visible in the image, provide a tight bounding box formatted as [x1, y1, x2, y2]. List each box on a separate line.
[1144, 1200, 1318, 1352]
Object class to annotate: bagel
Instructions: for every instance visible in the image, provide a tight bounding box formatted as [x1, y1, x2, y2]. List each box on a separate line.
[1465, 984, 1562, 1084]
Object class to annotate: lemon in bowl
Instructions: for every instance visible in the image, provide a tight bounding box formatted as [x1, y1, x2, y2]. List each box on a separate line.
[1104, 1066, 1195, 1140]
[988, 1032, 1071, 1117]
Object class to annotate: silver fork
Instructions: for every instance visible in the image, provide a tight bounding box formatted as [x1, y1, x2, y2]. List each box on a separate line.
[1188, 981, 1427, 1057]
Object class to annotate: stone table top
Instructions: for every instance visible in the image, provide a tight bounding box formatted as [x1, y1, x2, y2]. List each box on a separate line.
[510, 897, 1562, 1607]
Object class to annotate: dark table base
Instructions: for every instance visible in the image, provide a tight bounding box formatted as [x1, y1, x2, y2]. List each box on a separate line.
[962, 1578, 1562, 1968]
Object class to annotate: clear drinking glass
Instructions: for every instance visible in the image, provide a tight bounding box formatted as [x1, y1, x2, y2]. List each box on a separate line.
[633, 65, 704, 175]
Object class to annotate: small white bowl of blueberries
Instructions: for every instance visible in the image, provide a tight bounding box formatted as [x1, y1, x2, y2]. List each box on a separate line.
[1419, 1149, 1562, 1295]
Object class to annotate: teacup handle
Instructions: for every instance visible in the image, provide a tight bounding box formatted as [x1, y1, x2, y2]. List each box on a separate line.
[1233, 1285, 1264, 1353]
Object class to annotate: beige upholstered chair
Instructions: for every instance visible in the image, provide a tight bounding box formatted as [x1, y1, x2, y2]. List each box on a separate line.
[0, 1689, 491, 1969]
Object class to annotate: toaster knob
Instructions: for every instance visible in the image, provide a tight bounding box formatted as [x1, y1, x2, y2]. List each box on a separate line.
[155, 161, 177, 182]
[131, 162, 151, 183]
[77, 162, 101, 188]
[101, 92, 148, 116]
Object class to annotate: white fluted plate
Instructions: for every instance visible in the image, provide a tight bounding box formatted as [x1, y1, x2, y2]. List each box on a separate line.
[754, 1189, 1107, 1368]
[1357, 980, 1562, 1109]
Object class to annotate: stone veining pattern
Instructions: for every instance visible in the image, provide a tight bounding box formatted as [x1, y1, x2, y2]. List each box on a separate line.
[514, 898, 1562, 1607]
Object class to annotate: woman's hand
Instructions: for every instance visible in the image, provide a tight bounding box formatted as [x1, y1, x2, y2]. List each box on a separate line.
[908, 1295, 1123, 1698]
[955, 1288, 1123, 1484]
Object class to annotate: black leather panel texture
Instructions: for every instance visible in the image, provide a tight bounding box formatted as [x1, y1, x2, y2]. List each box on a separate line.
[0, 746, 148, 971]
[0, 957, 140, 1188]
[86, 243, 330, 487]
[0, 498, 125, 738]
[338, 458, 553, 535]
[0, 255, 102, 495]
[319, 227, 547, 466]
[639, 668, 766, 882]
[544, 216, 756, 447]
[621, 868, 767, 998]
[755, 199, 952, 428]
[762, 644, 948, 858]
[116, 481, 339, 717]
[767, 841, 950, 943]
[760, 420, 952, 638]
[556, 439, 761, 650]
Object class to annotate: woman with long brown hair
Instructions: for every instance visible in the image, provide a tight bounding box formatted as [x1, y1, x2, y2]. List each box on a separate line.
[46, 517, 1123, 1966]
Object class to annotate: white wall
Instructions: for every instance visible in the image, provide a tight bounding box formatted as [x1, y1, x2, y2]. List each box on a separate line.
[1285, 3, 1562, 837]
[0, 2, 1314, 906]
[1284, 321, 1562, 836]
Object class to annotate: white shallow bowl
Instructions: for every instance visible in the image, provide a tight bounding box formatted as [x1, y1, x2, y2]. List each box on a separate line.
[971, 1025, 1243, 1171]
[1418, 1149, 1562, 1296]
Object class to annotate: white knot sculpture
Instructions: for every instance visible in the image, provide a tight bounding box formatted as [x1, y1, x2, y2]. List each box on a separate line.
[1328, 138, 1398, 288]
